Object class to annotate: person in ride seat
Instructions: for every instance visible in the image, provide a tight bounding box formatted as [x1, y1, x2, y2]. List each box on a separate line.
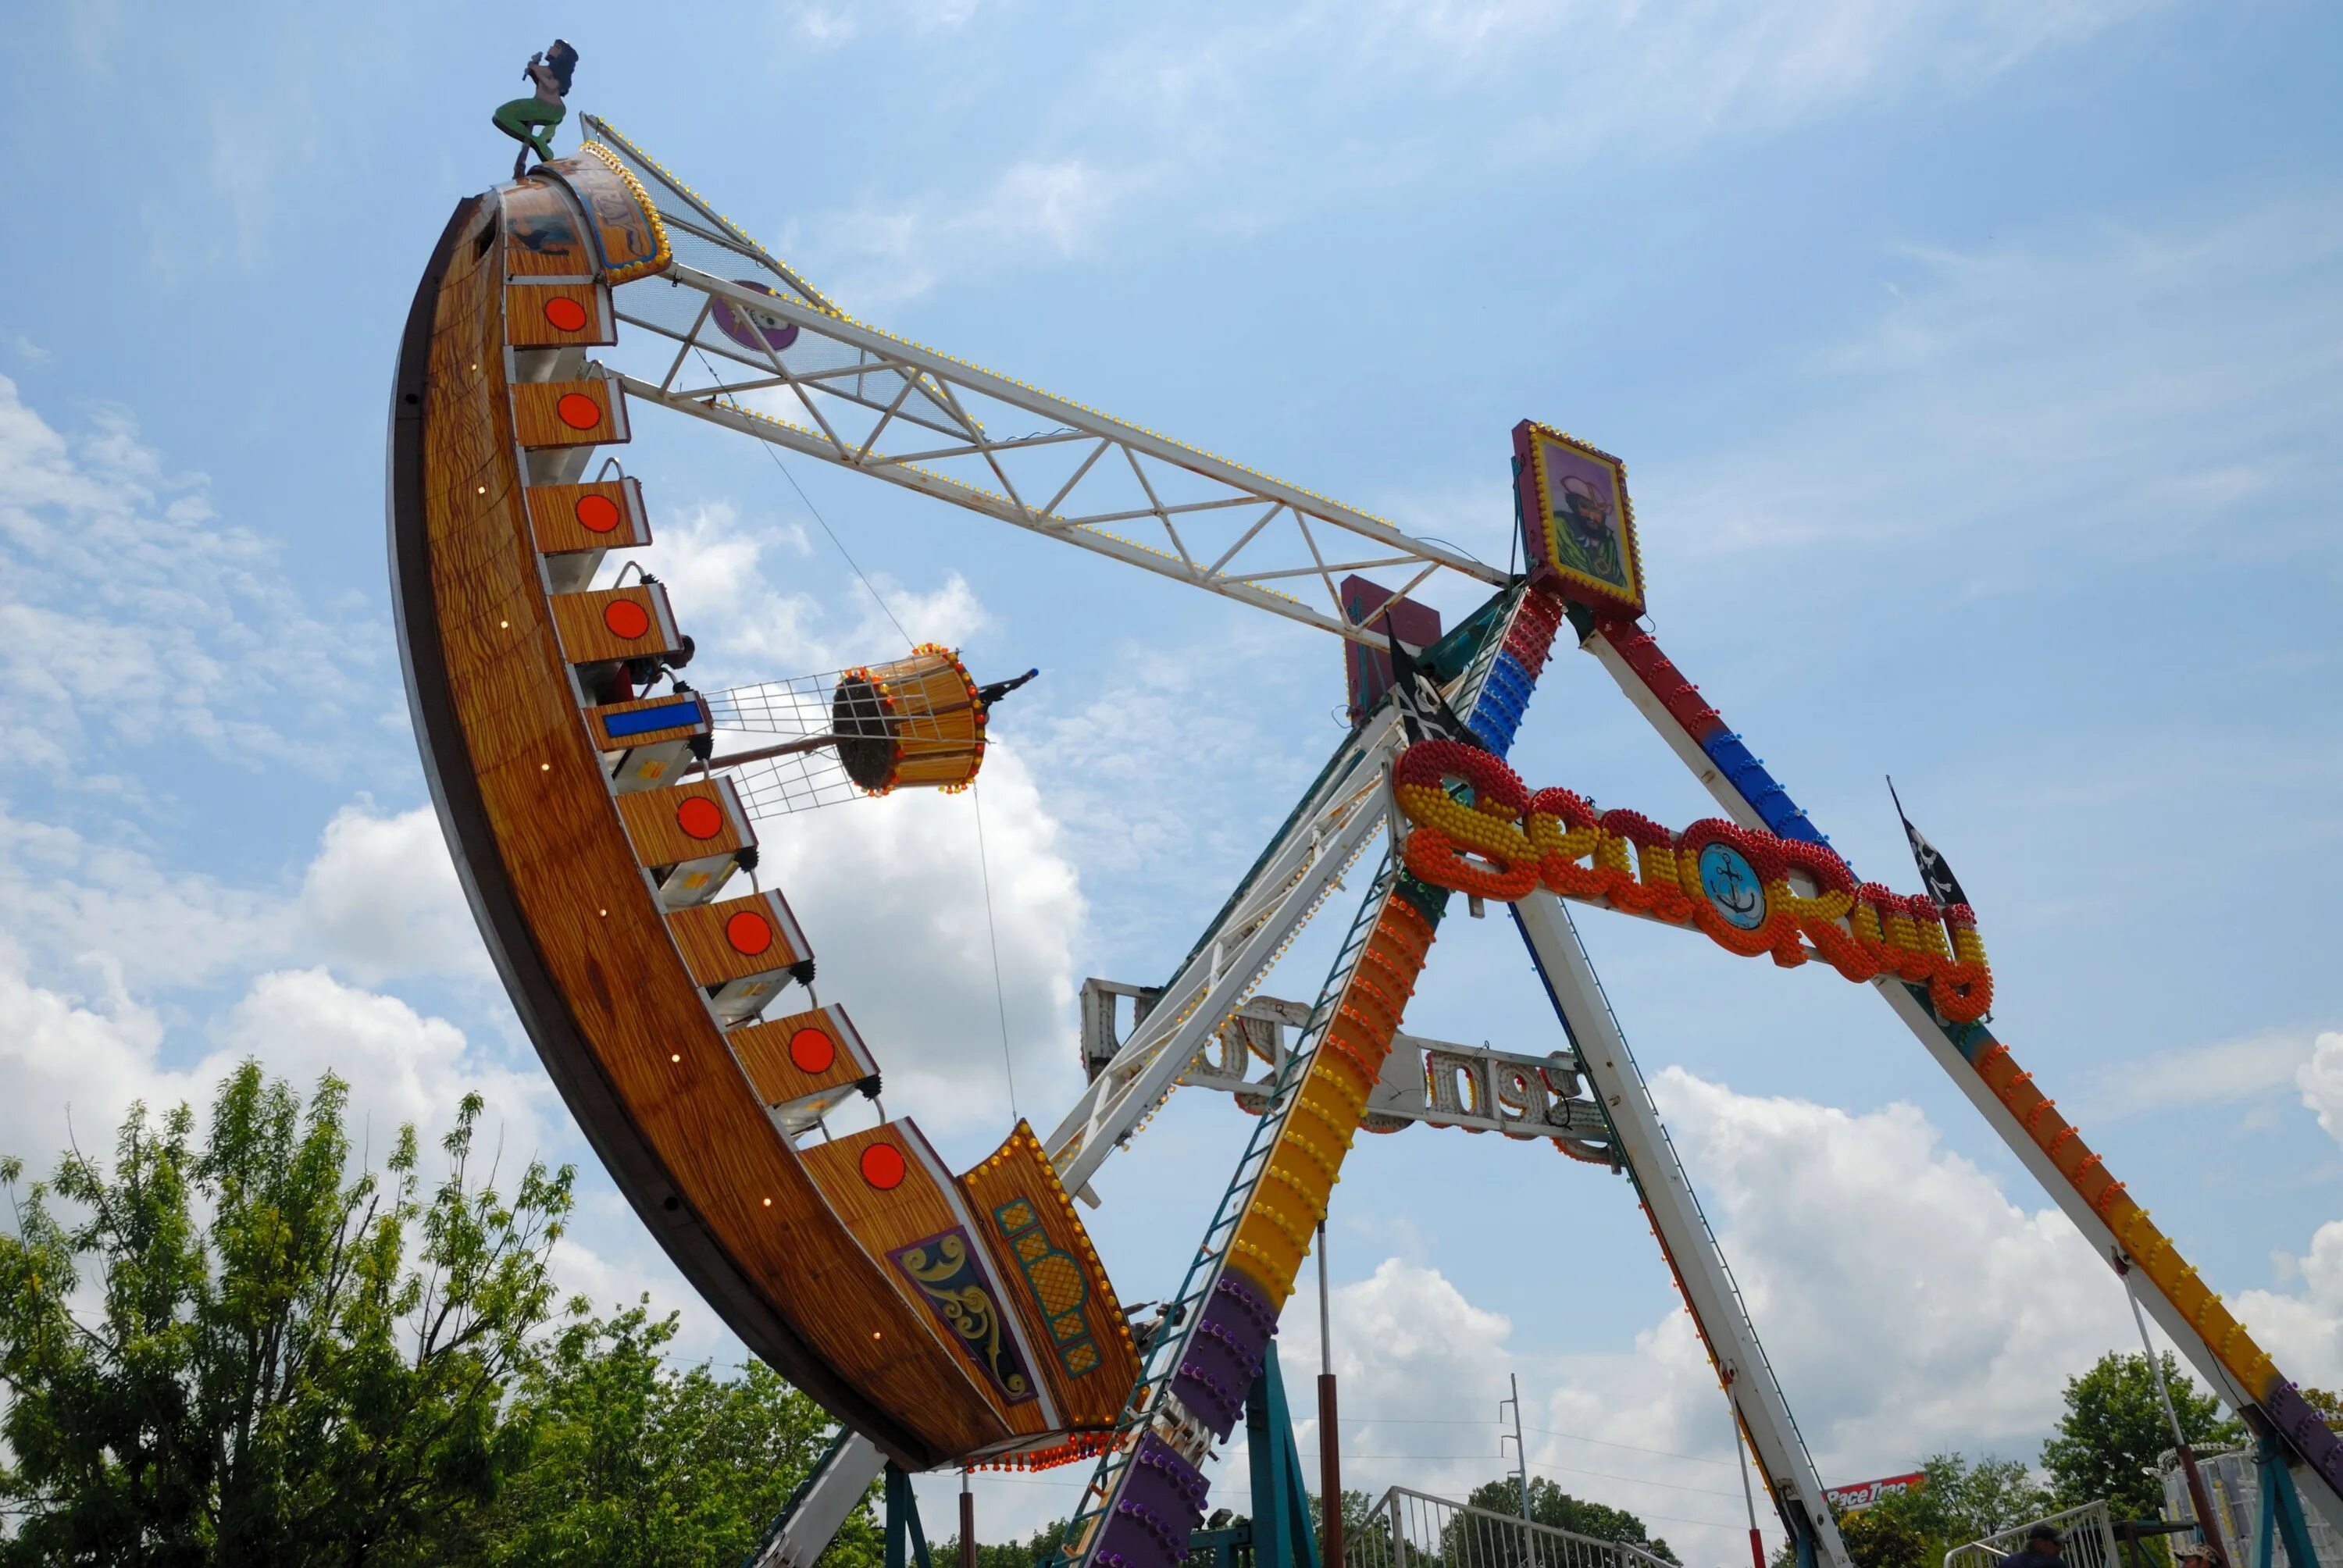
[492, 40, 579, 180]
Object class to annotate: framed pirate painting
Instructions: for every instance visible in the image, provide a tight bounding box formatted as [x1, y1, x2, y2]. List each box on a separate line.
[1512, 420, 1644, 616]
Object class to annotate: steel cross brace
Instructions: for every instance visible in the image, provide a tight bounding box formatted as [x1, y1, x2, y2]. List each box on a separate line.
[1043, 716, 1400, 1195]
[603, 261, 1507, 648]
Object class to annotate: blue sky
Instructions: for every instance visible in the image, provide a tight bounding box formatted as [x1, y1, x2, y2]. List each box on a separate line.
[3, 0, 2340, 1558]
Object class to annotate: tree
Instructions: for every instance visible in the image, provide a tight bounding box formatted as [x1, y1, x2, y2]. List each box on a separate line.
[1837, 1506, 1931, 1568]
[1464, 1474, 1680, 1565]
[469, 1299, 881, 1568]
[1771, 1453, 2052, 1568]
[947, 1515, 1075, 1568]
[0, 1061, 572, 1566]
[2041, 1353, 2243, 1522]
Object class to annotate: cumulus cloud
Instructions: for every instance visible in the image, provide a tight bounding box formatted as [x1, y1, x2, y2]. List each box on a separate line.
[297, 803, 489, 987]
[1204, 1071, 2343, 1566]
[0, 373, 379, 775]
[2295, 1032, 2343, 1151]
[758, 740, 1086, 1154]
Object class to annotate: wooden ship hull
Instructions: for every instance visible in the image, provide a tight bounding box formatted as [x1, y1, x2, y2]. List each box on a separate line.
[387, 154, 1133, 1470]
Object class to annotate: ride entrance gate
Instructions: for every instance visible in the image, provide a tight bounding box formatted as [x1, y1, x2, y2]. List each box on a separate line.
[387, 116, 2343, 1568]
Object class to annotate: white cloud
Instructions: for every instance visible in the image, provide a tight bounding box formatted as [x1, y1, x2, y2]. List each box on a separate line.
[2296, 1033, 2343, 1152]
[2234, 1221, 2343, 1391]
[801, 158, 1143, 308]
[0, 372, 378, 775]
[2081, 1027, 2325, 1121]
[297, 803, 490, 987]
[758, 741, 1086, 1152]
[1221, 1070, 2343, 1565]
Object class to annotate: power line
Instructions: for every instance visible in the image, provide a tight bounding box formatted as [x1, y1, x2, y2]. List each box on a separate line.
[971, 779, 1018, 1121]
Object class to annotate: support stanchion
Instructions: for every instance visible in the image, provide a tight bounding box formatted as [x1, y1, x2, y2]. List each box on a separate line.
[1319, 1221, 1344, 1568]
[960, 1469, 975, 1568]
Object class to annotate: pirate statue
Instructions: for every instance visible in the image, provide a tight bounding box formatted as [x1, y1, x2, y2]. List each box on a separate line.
[492, 40, 580, 181]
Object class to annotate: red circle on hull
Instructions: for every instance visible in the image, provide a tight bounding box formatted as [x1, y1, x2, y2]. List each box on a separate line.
[543, 295, 590, 332]
[676, 796, 725, 840]
[726, 911, 775, 956]
[789, 1028, 836, 1074]
[859, 1142, 907, 1191]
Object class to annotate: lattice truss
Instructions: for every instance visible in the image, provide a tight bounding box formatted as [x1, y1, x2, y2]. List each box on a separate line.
[580, 118, 1512, 644]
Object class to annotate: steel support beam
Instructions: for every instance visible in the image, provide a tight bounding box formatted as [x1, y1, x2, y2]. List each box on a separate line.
[1513, 890, 1852, 1568]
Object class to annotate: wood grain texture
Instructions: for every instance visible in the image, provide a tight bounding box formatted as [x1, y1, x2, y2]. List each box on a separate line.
[614, 779, 748, 870]
[730, 1006, 877, 1106]
[392, 180, 1011, 1467]
[549, 583, 678, 665]
[669, 889, 811, 983]
[505, 282, 614, 347]
[513, 379, 626, 447]
[804, 1124, 1055, 1436]
[529, 479, 651, 555]
[958, 1123, 1139, 1429]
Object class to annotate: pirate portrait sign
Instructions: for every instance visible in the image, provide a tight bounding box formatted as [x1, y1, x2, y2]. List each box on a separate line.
[1512, 420, 1645, 615]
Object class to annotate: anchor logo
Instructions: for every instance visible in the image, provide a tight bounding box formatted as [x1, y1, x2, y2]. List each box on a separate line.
[1697, 843, 1768, 932]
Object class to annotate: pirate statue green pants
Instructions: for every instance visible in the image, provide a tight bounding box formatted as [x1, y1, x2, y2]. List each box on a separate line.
[493, 97, 565, 163]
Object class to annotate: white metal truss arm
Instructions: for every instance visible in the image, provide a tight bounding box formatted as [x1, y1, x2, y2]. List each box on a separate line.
[747, 1432, 883, 1568]
[1512, 890, 1853, 1568]
[1044, 784, 1392, 1196]
[608, 265, 1508, 647]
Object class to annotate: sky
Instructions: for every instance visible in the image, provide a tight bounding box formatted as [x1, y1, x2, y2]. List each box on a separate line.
[2, 0, 2340, 1561]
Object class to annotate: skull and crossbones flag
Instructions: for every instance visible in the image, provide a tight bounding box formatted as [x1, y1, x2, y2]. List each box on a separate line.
[1887, 776, 1972, 909]
[1381, 615, 1485, 750]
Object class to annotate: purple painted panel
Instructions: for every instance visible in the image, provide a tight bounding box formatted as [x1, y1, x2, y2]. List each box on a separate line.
[1170, 1269, 1278, 1439]
[2263, 1382, 2343, 1498]
[1089, 1431, 1208, 1568]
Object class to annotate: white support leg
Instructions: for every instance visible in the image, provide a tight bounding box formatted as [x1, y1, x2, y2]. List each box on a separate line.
[1512, 890, 1852, 1568]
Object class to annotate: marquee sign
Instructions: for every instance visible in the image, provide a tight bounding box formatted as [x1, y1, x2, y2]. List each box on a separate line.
[1391, 739, 1995, 1024]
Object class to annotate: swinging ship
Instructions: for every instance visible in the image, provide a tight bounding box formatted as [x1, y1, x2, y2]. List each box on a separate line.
[387, 149, 1135, 1470]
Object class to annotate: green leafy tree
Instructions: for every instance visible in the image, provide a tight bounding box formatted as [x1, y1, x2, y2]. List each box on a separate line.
[949, 1515, 1075, 1568]
[1464, 1474, 1680, 1565]
[2041, 1353, 2243, 1522]
[1771, 1454, 2052, 1568]
[0, 1061, 572, 1566]
[469, 1297, 880, 1568]
[1837, 1506, 1932, 1568]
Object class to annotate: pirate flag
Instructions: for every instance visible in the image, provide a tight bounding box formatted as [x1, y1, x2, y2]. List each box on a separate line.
[1381, 614, 1485, 750]
[1887, 776, 1972, 909]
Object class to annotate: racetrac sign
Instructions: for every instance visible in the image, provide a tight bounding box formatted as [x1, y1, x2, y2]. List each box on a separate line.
[1825, 1473, 1925, 1513]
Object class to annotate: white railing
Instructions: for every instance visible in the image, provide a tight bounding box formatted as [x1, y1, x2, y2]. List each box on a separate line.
[1346, 1486, 1676, 1568]
[2164, 1447, 2343, 1568]
[1945, 1502, 2124, 1568]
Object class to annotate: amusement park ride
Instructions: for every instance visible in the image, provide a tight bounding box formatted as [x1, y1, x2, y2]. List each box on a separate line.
[387, 119, 2343, 1568]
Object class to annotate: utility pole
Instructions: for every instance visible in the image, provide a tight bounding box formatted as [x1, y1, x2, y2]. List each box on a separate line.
[1500, 1374, 1532, 1526]
[1318, 1221, 1344, 1568]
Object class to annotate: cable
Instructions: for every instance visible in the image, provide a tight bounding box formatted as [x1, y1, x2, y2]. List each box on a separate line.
[972, 779, 1018, 1122]
[697, 349, 912, 650]
[1326, 1415, 1735, 1469]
